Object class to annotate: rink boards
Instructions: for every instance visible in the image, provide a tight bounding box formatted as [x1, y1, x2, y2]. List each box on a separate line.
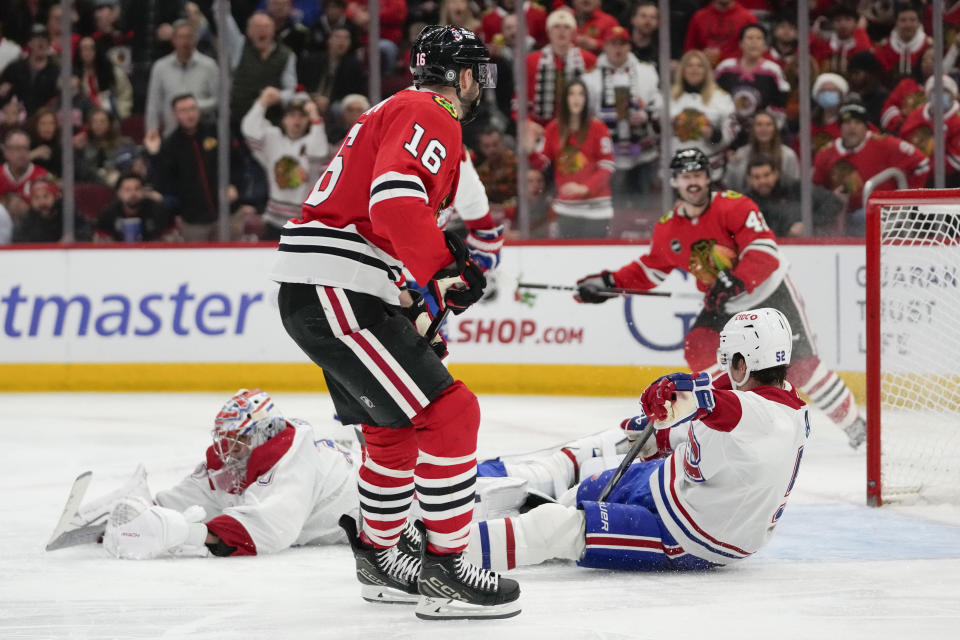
[0, 241, 867, 395]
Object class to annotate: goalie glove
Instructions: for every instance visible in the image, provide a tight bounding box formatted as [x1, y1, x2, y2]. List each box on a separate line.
[103, 497, 208, 560]
[399, 288, 448, 359]
[704, 269, 746, 313]
[640, 372, 715, 427]
[574, 271, 617, 304]
[466, 224, 504, 272]
[428, 231, 487, 315]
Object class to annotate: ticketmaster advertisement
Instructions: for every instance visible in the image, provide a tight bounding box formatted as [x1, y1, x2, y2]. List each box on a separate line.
[0, 243, 866, 390]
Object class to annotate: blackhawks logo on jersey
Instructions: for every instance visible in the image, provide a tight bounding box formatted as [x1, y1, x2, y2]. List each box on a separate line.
[274, 156, 307, 190]
[433, 95, 459, 120]
[688, 238, 738, 286]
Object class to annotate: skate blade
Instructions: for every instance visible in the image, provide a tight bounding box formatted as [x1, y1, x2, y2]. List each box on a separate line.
[360, 584, 419, 605]
[415, 595, 521, 620]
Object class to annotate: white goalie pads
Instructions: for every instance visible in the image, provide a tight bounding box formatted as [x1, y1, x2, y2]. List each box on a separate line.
[103, 497, 209, 560]
[71, 464, 153, 530]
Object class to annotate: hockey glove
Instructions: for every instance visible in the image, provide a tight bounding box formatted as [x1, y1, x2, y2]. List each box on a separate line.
[574, 271, 617, 303]
[429, 230, 487, 315]
[704, 269, 746, 313]
[400, 288, 448, 359]
[103, 497, 208, 560]
[640, 372, 715, 427]
[466, 224, 505, 272]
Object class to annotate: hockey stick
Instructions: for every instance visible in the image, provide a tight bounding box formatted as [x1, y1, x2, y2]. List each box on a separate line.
[424, 306, 451, 342]
[45, 471, 95, 551]
[517, 282, 702, 300]
[597, 422, 655, 503]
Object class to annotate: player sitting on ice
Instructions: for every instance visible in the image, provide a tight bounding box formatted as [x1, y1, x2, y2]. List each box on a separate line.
[95, 389, 360, 559]
[465, 308, 811, 572]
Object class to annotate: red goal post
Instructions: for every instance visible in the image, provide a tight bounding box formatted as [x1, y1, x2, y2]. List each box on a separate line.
[866, 189, 960, 506]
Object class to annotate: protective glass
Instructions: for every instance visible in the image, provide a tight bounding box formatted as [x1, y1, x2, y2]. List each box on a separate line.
[477, 62, 497, 89]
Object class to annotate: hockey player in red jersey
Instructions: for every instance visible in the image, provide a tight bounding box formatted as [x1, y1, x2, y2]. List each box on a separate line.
[574, 147, 866, 448]
[270, 25, 520, 620]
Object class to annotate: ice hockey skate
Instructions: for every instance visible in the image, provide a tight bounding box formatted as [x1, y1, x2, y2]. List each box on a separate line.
[339, 515, 421, 604]
[413, 521, 521, 620]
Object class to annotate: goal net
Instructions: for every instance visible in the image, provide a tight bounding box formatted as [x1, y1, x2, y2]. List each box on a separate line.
[866, 189, 960, 506]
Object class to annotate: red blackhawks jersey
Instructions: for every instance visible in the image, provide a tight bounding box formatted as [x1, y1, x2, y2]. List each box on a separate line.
[611, 190, 787, 310]
[269, 89, 463, 305]
[812, 132, 931, 211]
[899, 102, 960, 174]
[532, 117, 615, 220]
[880, 77, 926, 133]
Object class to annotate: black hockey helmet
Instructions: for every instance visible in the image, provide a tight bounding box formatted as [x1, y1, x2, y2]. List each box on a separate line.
[411, 25, 495, 90]
[411, 25, 495, 122]
[670, 148, 710, 175]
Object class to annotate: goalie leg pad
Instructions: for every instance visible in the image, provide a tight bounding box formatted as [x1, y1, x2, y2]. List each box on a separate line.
[473, 476, 529, 520]
[465, 503, 586, 572]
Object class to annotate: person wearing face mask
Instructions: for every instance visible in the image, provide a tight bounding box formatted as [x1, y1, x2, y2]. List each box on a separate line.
[810, 72, 879, 154]
[898, 75, 960, 186]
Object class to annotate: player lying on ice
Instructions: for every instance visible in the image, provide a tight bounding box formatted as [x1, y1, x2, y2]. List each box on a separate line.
[73, 388, 621, 561]
[465, 307, 812, 572]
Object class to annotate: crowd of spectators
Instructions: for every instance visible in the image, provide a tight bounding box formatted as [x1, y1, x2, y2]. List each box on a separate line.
[0, 0, 958, 245]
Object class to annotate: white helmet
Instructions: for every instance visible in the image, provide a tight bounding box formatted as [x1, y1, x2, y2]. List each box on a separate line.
[716, 308, 792, 388]
[211, 389, 284, 473]
[209, 389, 285, 493]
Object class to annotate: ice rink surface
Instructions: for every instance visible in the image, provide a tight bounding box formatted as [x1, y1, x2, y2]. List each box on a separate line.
[4, 392, 960, 640]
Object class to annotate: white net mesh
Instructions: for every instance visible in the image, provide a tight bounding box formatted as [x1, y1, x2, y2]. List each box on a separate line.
[878, 203, 960, 503]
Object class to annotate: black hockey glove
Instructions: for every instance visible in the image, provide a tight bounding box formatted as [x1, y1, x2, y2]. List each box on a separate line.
[428, 231, 487, 315]
[575, 271, 617, 303]
[399, 288, 448, 359]
[704, 269, 746, 312]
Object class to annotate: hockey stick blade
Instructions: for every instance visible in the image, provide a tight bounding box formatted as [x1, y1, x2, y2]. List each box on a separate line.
[597, 423, 655, 503]
[45, 522, 107, 551]
[516, 282, 701, 299]
[45, 471, 93, 551]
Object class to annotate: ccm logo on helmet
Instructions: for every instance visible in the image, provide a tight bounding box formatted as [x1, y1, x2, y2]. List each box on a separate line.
[735, 313, 759, 321]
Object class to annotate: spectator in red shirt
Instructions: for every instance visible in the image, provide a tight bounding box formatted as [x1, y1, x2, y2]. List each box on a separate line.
[346, 0, 406, 73]
[684, 0, 758, 67]
[482, 0, 547, 48]
[809, 4, 872, 76]
[872, 3, 931, 84]
[572, 0, 619, 55]
[530, 79, 615, 239]
[880, 46, 934, 134]
[899, 76, 960, 184]
[813, 99, 930, 234]
[524, 9, 597, 126]
[0, 129, 49, 220]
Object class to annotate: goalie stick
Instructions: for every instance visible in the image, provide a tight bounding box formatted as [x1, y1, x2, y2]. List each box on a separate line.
[45, 471, 107, 551]
[516, 282, 702, 300]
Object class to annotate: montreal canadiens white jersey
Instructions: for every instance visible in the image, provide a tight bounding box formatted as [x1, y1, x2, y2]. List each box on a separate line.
[650, 380, 809, 565]
[155, 419, 359, 555]
[436, 146, 490, 229]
